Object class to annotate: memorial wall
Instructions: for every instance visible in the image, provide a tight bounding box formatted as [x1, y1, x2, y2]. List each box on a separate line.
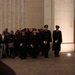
[0, 0, 44, 33]
[0, 0, 74, 52]
[53, 0, 74, 52]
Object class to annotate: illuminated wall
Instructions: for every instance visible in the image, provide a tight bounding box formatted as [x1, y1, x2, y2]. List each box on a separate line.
[0, 0, 27, 32]
[0, 0, 74, 52]
[26, 0, 44, 28]
[44, 0, 52, 31]
[0, 0, 44, 33]
[52, 0, 74, 52]
[44, 0, 74, 52]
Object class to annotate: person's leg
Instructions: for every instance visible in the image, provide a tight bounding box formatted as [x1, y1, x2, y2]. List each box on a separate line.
[57, 51, 60, 57]
[6, 44, 9, 57]
[45, 49, 49, 58]
[4, 44, 6, 58]
[54, 50, 57, 57]
[1, 44, 4, 58]
[12, 48, 15, 59]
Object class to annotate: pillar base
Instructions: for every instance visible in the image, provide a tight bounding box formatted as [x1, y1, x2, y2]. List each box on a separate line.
[61, 43, 74, 52]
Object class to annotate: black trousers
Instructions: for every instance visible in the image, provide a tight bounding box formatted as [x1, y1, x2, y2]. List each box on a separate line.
[9, 48, 15, 58]
[15, 46, 20, 57]
[43, 44, 49, 58]
[32, 47, 38, 58]
[6, 44, 9, 57]
[54, 50, 59, 57]
[20, 46, 27, 59]
[53, 43, 60, 57]
[43, 49, 49, 58]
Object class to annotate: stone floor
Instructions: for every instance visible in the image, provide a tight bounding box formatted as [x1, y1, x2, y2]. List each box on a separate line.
[1, 51, 75, 75]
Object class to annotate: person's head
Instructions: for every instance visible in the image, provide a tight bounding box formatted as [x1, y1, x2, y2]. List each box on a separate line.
[15, 30, 19, 35]
[4, 28, 8, 32]
[10, 30, 14, 35]
[44, 25, 48, 30]
[32, 29, 37, 34]
[26, 28, 29, 32]
[55, 25, 60, 30]
[2, 31, 5, 35]
[29, 28, 33, 32]
[21, 30, 25, 35]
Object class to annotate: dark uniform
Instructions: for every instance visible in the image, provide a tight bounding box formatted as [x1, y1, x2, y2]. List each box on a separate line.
[14, 33, 20, 57]
[43, 25, 52, 58]
[4, 32, 10, 57]
[20, 31, 28, 59]
[30, 29, 40, 58]
[52, 25, 62, 57]
[38, 29, 44, 55]
[25, 30, 32, 56]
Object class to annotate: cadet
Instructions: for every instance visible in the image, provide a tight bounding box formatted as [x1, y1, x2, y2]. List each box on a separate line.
[52, 25, 62, 57]
[20, 30, 28, 59]
[42, 25, 52, 58]
[30, 29, 40, 59]
[14, 30, 20, 58]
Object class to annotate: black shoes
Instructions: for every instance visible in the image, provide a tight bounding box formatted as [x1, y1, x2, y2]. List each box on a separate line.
[55, 55, 60, 57]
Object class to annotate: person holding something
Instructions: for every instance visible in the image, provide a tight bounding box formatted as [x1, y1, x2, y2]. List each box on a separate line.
[52, 25, 62, 57]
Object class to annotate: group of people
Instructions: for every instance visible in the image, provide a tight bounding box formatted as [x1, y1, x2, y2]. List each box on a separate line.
[0, 25, 62, 60]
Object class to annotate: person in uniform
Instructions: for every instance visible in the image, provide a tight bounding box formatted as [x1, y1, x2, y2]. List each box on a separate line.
[37, 29, 44, 56]
[20, 30, 28, 60]
[52, 25, 62, 57]
[42, 25, 52, 58]
[14, 30, 20, 58]
[30, 29, 40, 59]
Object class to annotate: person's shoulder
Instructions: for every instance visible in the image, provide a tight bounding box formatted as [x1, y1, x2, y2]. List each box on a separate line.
[53, 30, 56, 32]
[59, 30, 62, 32]
[48, 30, 51, 32]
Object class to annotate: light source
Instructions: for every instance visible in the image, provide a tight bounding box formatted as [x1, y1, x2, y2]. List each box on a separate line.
[67, 53, 71, 56]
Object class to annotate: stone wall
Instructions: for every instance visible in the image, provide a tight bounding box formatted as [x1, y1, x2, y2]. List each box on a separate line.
[0, 0, 44, 33]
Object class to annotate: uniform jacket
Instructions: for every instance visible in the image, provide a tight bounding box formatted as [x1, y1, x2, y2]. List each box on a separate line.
[52, 30, 62, 51]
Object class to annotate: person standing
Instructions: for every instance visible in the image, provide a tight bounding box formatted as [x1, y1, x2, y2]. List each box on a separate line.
[14, 30, 20, 58]
[43, 25, 52, 58]
[20, 30, 28, 60]
[4, 28, 10, 58]
[8, 30, 15, 59]
[1, 31, 7, 58]
[30, 29, 40, 59]
[52, 25, 62, 57]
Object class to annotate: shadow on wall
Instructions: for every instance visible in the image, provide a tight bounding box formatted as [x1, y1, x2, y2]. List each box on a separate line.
[0, 61, 16, 75]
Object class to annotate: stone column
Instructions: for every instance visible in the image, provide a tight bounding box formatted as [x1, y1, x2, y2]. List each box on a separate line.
[44, 0, 53, 32]
[53, 0, 74, 52]
[26, 0, 44, 28]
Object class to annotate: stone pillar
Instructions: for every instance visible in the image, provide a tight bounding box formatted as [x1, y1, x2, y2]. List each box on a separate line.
[0, 0, 44, 33]
[44, 0, 52, 31]
[53, 0, 74, 52]
[26, 0, 44, 28]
